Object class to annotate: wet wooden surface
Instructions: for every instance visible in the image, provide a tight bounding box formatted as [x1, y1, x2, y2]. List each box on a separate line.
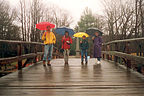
[0, 58, 144, 96]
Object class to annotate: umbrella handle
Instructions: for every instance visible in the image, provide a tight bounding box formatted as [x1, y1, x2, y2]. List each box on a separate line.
[92, 36, 95, 40]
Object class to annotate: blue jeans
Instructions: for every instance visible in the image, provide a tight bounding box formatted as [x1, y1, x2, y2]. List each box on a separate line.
[81, 50, 87, 62]
[43, 44, 53, 61]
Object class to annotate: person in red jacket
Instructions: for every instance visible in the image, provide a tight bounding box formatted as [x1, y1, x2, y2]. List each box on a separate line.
[61, 31, 72, 65]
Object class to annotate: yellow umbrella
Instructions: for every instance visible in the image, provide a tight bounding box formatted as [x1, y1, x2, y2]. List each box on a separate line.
[73, 32, 89, 38]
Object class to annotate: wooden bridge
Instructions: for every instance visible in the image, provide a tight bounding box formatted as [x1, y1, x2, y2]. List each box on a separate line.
[0, 38, 144, 96]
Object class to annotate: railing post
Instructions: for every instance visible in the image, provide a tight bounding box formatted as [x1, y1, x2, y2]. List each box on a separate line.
[106, 44, 110, 60]
[143, 41, 144, 57]
[110, 44, 113, 60]
[42, 45, 44, 60]
[17, 44, 22, 70]
[114, 43, 118, 63]
[33, 44, 37, 63]
[139, 43, 142, 56]
[125, 42, 131, 68]
[37, 45, 41, 61]
[102, 45, 105, 59]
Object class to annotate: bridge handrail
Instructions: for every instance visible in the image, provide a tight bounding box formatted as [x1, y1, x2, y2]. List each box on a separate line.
[0, 39, 44, 45]
[0, 40, 59, 71]
[102, 37, 144, 73]
[0, 39, 59, 50]
[103, 37, 144, 45]
[102, 51, 144, 63]
[0, 52, 43, 62]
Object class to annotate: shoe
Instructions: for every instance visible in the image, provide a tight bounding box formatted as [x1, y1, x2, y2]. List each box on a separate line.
[47, 64, 51, 66]
[95, 59, 97, 64]
[95, 59, 98, 62]
[97, 61, 101, 64]
[47, 60, 51, 66]
[43, 64, 46, 67]
[43, 61, 46, 67]
[81, 61, 84, 65]
[85, 61, 88, 65]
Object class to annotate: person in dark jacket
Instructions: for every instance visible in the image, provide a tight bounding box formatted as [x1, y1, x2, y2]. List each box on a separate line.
[92, 31, 102, 64]
[80, 35, 89, 65]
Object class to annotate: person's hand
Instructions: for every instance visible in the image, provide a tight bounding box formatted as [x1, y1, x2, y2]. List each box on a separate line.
[42, 32, 46, 40]
[80, 41, 82, 43]
[45, 32, 47, 36]
[66, 41, 71, 45]
[92, 36, 95, 40]
[66, 41, 70, 43]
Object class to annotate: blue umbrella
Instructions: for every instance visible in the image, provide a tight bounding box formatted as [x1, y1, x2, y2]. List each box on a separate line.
[86, 28, 103, 36]
[55, 27, 75, 36]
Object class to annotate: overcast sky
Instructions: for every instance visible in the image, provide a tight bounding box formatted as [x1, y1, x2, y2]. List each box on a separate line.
[7, 0, 104, 27]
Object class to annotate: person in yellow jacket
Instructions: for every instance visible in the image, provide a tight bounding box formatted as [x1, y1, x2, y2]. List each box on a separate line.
[42, 26, 56, 66]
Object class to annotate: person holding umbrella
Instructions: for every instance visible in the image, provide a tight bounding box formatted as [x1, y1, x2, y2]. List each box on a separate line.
[73, 32, 89, 65]
[61, 31, 72, 65]
[41, 26, 56, 66]
[80, 35, 89, 65]
[92, 31, 103, 64]
[55, 27, 74, 65]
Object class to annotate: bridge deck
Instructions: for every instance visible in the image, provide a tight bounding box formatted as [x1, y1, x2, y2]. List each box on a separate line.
[0, 59, 144, 96]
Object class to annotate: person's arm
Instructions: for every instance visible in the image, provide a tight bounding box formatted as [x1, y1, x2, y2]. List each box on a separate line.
[61, 36, 65, 43]
[61, 36, 65, 49]
[87, 41, 89, 49]
[99, 36, 103, 46]
[42, 32, 46, 41]
[53, 33, 56, 44]
[92, 36, 95, 43]
[70, 37, 72, 44]
[80, 41, 82, 49]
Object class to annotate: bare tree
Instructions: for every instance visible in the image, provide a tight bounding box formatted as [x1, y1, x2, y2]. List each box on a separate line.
[18, 0, 73, 42]
[19, 0, 25, 41]
[102, 0, 143, 41]
[103, 0, 144, 41]
[139, 0, 144, 37]
[43, 5, 73, 28]
[0, 0, 20, 40]
[30, 0, 44, 42]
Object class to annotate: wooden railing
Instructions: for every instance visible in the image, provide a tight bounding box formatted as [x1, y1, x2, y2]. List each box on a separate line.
[102, 37, 144, 74]
[0, 40, 60, 73]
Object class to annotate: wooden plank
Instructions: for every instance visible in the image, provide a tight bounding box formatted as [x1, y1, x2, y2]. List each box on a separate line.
[0, 59, 144, 96]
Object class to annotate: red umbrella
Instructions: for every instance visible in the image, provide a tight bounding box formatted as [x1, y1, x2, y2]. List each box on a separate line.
[36, 22, 55, 30]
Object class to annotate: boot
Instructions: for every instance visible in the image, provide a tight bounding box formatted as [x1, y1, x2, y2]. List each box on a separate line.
[47, 60, 51, 66]
[97, 61, 101, 64]
[85, 61, 88, 65]
[43, 61, 46, 67]
[81, 61, 84, 65]
[95, 59, 98, 64]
